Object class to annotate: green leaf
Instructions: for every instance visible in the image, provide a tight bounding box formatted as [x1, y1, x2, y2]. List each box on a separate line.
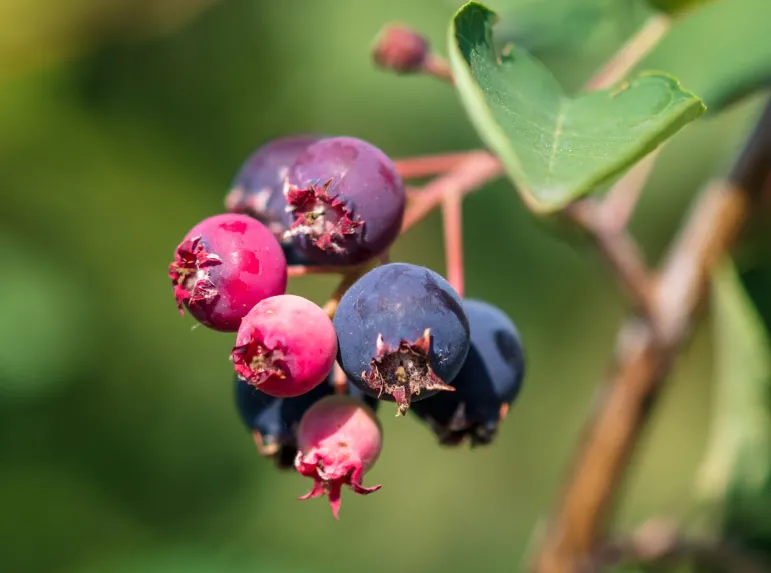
[491, 0, 631, 54]
[642, 0, 771, 114]
[647, 0, 715, 15]
[697, 258, 771, 539]
[447, 1, 706, 213]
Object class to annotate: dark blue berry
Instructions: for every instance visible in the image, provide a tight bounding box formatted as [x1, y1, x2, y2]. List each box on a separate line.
[284, 137, 406, 266]
[411, 299, 525, 446]
[334, 262, 470, 415]
[235, 371, 379, 469]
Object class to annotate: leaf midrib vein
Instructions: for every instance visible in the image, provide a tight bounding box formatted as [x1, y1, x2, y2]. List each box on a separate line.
[546, 99, 568, 184]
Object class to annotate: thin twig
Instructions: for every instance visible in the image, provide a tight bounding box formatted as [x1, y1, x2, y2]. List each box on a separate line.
[423, 53, 454, 84]
[394, 151, 481, 179]
[583, 14, 672, 92]
[530, 100, 771, 573]
[566, 202, 657, 319]
[599, 150, 660, 234]
[401, 152, 502, 233]
[332, 362, 348, 394]
[322, 263, 375, 319]
[442, 184, 465, 297]
[287, 265, 351, 278]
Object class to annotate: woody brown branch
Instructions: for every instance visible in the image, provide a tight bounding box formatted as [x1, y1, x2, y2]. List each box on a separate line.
[530, 99, 771, 573]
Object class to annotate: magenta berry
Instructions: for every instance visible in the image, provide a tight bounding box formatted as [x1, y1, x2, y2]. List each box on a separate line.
[231, 294, 337, 397]
[168, 214, 287, 331]
[284, 136, 406, 265]
[295, 395, 383, 519]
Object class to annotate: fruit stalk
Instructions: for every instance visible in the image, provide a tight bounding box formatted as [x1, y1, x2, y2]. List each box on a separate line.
[322, 262, 374, 319]
[393, 150, 480, 179]
[530, 99, 771, 573]
[565, 201, 657, 321]
[441, 182, 465, 298]
[401, 152, 502, 233]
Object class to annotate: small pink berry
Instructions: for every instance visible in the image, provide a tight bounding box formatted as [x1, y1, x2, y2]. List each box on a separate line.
[295, 395, 383, 519]
[231, 294, 337, 397]
[372, 24, 430, 74]
[169, 214, 287, 332]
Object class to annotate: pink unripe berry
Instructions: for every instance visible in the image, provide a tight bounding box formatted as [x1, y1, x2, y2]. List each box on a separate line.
[231, 294, 337, 397]
[295, 395, 383, 519]
[372, 24, 430, 74]
[169, 214, 287, 332]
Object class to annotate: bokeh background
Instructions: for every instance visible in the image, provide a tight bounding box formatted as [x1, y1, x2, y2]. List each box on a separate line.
[1, 0, 770, 572]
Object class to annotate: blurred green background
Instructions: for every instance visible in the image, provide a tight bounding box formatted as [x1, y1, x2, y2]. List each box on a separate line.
[1, 1, 769, 572]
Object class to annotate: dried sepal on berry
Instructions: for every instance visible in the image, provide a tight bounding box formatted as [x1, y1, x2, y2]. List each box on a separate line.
[284, 179, 363, 253]
[283, 137, 405, 266]
[167, 214, 287, 331]
[295, 395, 383, 519]
[230, 294, 338, 398]
[410, 299, 525, 447]
[230, 339, 289, 387]
[168, 236, 222, 314]
[363, 328, 454, 416]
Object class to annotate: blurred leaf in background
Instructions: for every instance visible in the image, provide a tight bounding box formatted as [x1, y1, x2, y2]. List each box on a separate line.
[0, 0, 218, 79]
[697, 259, 771, 545]
[488, 0, 643, 54]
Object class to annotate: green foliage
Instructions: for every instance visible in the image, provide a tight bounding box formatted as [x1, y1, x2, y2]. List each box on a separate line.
[0, 233, 92, 403]
[643, 0, 771, 114]
[697, 259, 771, 544]
[646, 0, 715, 15]
[0, 1, 769, 572]
[489, 0, 637, 54]
[447, 2, 705, 213]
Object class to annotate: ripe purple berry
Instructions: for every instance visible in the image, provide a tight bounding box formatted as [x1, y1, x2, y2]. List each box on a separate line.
[168, 214, 287, 331]
[226, 135, 321, 234]
[411, 299, 525, 446]
[284, 136, 406, 265]
[334, 262, 470, 415]
[224, 135, 324, 266]
[231, 294, 337, 397]
[235, 371, 381, 469]
[295, 395, 383, 519]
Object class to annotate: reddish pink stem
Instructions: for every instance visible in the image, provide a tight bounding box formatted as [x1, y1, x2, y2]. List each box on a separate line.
[287, 265, 350, 278]
[442, 186, 464, 297]
[422, 54, 454, 84]
[401, 152, 502, 233]
[394, 151, 482, 180]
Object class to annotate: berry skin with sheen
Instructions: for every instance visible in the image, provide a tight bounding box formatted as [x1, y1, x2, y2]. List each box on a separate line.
[225, 135, 321, 234]
[235, 371, 380, 469]
[168, 213, 287, 332]
[334, 262, 470, 415]
[231, 294, 337, 397]
[295, 395, 383, 519]
[225, 135, 321, 265]
[284, 136, 406, 265]
[411, 299, 525, 446]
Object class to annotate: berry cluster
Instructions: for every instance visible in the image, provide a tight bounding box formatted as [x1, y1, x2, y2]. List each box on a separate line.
[169, 135, 526, 518]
